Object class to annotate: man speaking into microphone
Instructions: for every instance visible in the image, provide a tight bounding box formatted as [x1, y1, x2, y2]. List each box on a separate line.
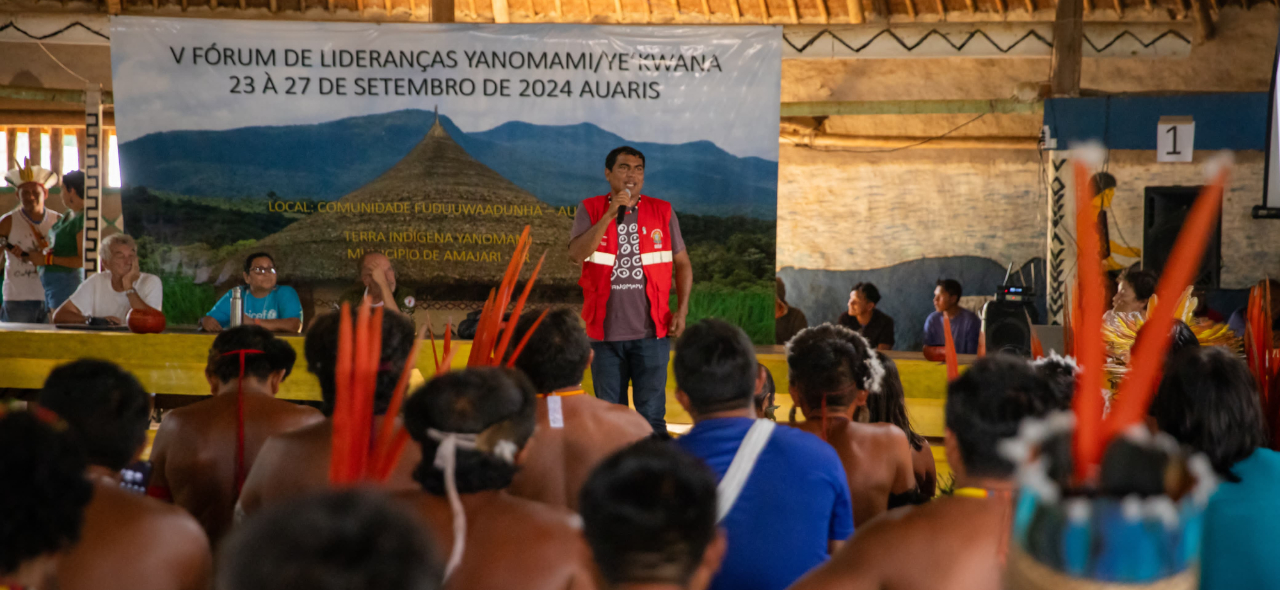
[567, 146, 693, 435]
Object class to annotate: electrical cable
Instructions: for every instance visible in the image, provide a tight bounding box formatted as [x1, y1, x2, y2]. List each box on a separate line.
[783, 113, 990, 154]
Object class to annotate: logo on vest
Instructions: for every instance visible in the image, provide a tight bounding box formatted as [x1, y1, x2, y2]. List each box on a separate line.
[651, 229, 664, 249]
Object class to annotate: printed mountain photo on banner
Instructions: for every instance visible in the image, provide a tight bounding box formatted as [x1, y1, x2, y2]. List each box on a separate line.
[118, 109, 778, 219]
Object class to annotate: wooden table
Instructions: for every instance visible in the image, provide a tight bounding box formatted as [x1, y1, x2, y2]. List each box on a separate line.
[0, 324, 964, 436]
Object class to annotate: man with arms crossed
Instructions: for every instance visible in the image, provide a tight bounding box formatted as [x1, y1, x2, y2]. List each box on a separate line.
[567, 146, 693, 434]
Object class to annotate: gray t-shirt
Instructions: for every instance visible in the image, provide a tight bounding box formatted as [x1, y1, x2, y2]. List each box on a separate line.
[571, 199, 686, 342]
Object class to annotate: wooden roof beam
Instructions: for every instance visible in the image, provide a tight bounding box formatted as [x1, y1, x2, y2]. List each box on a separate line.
[966, 0, 978, 14]
[847, 0, 863, 21]
[1112, 0, 1123, 16]
[1023, 0, 1034, 14]
[904, 0, 916, 18]
[817, 0, 830, 22]
[787, 0, 799, 23]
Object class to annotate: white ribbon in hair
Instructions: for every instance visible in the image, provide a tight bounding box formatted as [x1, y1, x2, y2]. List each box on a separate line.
[425, 427, 518, 580]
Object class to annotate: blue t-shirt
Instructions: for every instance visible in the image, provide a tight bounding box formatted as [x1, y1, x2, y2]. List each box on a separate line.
[923, 308, 982, 354]
[1200, 448, 1280, 590]
[676, 417, 854, 590]
[206, 286, 303, 328]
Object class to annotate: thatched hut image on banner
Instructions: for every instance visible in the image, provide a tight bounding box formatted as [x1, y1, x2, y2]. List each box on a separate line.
[228, 114, 579, 302]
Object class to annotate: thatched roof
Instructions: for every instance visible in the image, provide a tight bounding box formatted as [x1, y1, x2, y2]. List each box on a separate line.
[233, 115, 577, 287]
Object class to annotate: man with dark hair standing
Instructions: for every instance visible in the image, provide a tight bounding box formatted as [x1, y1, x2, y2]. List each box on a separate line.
[399, 368, 597, 590]
[201, 252, 303, 333]
[39, 360, 212, 590]
[790, 355, 1056, 590]
[505, 308, 653, 510]
[674, 319, 852, 590]
[1149, 347, 1280, 590]
[580, 439, 727, 590]
[923, 278, 980, 355]
[148, 326, 323, 545]
[219, 490, 442, 590]
[238, 309, 420, 518]
[837, 282, 895, 351]
[567, 146, 694, 434]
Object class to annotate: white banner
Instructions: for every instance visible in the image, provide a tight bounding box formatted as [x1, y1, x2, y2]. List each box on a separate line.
[108, 17, 781, 294]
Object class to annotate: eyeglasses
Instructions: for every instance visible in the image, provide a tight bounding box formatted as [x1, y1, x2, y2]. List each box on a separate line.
[250, 267, 277, 275]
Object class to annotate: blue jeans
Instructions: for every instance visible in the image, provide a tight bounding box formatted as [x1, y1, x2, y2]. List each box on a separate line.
[590, 338, 670, 434]
[1, 300, 48, 324]
[39, 267, 84, 312]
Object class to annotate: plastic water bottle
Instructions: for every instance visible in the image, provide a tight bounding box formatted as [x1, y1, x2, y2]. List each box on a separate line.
[229, 286, 244, 327]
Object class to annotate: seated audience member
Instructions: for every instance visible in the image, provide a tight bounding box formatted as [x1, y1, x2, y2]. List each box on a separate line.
[238, 309, 419, 517]
[148, 326, 323, 545]
[674, 319, 853, 590]
[754, 363, 777, 420]
[201, 252, 302, 333]
[787, 324, 916, 526]
[1149, 346, 1280, 590]
[340, 252, 416, 314]
[219, 490, 442, 590]
[866, 352, 936, 501]
[53, 233, 162, 326]
[39, 360, 211, 590]
[922, 279, 980, 356]
[505, 308, 653, 510]
[34, 170, 87, 311]
[775, 278, 808, 345]
[1031, 353, 1077, 411]
[1227, 278, 1280, 338]
[790, 355, 1056, 590]
[837, 283, 895, 351]
[1112, 269, 1156, 316]
[580, 439, 726, 590]
[0, 409, 93, 589]
[398, 368, 597, 589]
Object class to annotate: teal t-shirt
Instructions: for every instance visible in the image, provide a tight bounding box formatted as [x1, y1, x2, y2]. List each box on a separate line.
[1200, 447, 1280, 590]
[45, 211, 84, 273]
[206, 286, 303, 328]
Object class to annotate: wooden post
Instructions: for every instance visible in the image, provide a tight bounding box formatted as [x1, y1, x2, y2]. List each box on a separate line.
[50, 128, 63, 176]
[493, 0, 510, 22]
[4, 127, 16, 169]
[432, 0, 455, 20]
[1049, 0, 1082, 97]
[75, 128, 86, 170]
[756, 0, 768, 21]
[846, 0, 863, 22]
[1190, 0, 1215, 40]
[83, 92, 104, 276]
[28, 127, 42, 168]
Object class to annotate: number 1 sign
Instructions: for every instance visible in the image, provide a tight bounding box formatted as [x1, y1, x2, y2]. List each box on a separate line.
[1157, 116, 1195, 163]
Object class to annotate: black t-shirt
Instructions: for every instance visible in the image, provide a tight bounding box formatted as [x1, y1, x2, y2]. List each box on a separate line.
[837, 308, 896, 350]
[776, 306, 808, 345]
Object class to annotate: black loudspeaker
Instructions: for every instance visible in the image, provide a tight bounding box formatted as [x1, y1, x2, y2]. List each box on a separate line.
[983, 300, 1032, 357]
[1144, 186, 1222, 288]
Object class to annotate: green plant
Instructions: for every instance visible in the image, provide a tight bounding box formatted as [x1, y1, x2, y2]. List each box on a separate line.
[675, 283, 774, 345]
[159, 272, 219, 326]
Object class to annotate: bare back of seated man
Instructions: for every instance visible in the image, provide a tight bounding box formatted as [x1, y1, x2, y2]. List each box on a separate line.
[39, 360, 211, 590]
[148, 326, 323, 545]
[505, 308, 654, 510]
[238, 309, 420, 518]
[785, 324, 916, 527]
[397, 368, 598, 590]
[789, 355, 1056, 590]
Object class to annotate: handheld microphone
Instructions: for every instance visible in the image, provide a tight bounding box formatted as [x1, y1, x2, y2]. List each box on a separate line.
[616, 189, 630, 227]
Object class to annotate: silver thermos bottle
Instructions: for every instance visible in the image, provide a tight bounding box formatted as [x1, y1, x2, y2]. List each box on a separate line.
[229, 286, 244, 327]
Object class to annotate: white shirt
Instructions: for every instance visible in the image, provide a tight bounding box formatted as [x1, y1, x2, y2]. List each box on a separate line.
[67, 271, 163, 321]
[1, 208, 61, 302]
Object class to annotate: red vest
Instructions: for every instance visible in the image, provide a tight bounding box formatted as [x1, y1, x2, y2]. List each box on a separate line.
[578, 194, 674, 341]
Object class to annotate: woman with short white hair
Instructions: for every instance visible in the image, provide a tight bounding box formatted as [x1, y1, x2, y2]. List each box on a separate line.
[52, 233, 162, 326]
